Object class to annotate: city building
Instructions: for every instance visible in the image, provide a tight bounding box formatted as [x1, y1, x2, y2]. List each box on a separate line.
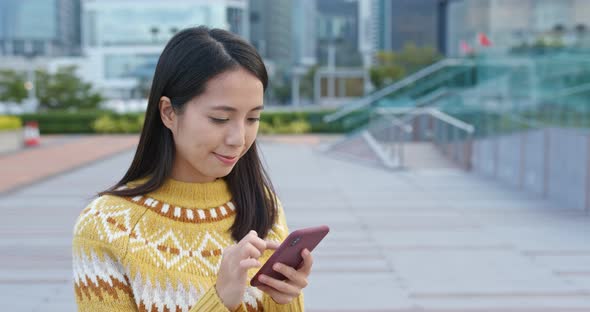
[0, 0, 81, 57]
[446, 0, 590, 56]
[80, 0, 248, 98]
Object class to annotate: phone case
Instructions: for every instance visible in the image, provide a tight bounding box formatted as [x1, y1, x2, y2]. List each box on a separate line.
[250, 225, 330, 287]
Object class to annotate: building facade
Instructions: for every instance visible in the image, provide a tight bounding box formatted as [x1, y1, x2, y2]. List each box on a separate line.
[81, 0, 248, 98]
[0, 0, 81, 57]
[374, 0, 447, 54]
[446, 0, 590, 56]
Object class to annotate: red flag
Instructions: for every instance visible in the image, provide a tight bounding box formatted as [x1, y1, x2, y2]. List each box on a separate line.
[478, 32, 492, 47]
[460, 40, 473, 54]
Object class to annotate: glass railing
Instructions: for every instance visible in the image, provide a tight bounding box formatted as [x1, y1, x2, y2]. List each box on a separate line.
[327, 53, 590, 140]
[436, 54, 590, 138]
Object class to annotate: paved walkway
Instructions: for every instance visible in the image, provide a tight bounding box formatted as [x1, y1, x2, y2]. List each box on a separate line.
[1, 135, 590, 311]
[0, 135, 138, 194]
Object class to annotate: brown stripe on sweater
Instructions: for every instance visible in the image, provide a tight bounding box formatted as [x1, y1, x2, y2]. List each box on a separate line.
[121, 196, 237, 224]
[75, 275, 133, 302]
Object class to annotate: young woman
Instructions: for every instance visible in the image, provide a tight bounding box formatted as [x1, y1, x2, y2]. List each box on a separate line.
[72, 26, 311, 311]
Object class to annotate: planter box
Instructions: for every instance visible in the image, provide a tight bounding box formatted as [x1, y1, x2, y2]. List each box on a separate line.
[0, 129, 23, 154]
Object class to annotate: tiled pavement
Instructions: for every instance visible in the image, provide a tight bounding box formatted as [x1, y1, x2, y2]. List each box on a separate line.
[1, 135, 590, 311]
[0, 135, 138, 194]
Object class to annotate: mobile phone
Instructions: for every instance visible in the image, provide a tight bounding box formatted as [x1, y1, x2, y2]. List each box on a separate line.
[250, 225, 330, 287]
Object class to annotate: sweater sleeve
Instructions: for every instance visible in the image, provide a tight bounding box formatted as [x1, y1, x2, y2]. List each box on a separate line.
[73, 242, 242, 312]
[72, 195, 140, 311]
[73, 237, 138, 312]
[260, 198, 305, 311]
[188, 286, 247, 312]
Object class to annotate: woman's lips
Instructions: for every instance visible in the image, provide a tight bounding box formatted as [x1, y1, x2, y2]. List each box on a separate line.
[213, 153, 238, 165]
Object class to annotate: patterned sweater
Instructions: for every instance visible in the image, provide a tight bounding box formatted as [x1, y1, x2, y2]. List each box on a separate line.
[72, 177, 304, 311]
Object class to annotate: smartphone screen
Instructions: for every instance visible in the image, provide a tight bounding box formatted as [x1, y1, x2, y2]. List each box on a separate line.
[250, 225, 330, 287]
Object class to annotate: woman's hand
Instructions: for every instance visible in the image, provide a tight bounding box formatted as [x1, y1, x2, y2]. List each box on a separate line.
[215, 230, 278, 310]
[255, 248, 313, 304]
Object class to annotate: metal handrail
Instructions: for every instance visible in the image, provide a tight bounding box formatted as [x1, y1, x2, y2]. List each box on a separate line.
[323, 58, 472, 123]
[366, 106, 475, 170]
[375, 107, 475, 134]
[428, 109, 475, 134]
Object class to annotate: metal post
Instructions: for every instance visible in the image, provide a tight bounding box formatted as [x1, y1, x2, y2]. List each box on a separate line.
[453, 126, 459, 161]
[586, 135, 590, 214]
[338, 77, 345, 97]
[465, 132, 473, 171]
[24, 41, 37, 111]
[543, 129, 550, 198]
[519, 131, 526, 190]
[313, 71, 321, 105]
[327, 44, 335, 99]
[291, 74, 300, 107]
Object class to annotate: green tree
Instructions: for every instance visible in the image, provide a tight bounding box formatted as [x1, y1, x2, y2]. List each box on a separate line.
[0, 70, 28, 103]
[369, 43, 441, 89]
[396, 43, 441, 74]
[35, 66, 103, 111]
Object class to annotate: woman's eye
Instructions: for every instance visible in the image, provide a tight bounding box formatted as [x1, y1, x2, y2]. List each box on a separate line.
[248, 117, 261, 122]
[209, 117, 229, 124]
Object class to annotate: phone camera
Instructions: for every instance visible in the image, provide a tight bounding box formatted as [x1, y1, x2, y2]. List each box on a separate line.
[290, 237, 301, 246]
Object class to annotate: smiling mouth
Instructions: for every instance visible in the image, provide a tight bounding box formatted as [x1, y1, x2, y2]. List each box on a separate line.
[214, 153, 238, 160]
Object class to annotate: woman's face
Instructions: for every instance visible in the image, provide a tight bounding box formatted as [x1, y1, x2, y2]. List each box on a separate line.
[160, 67, 264, 183]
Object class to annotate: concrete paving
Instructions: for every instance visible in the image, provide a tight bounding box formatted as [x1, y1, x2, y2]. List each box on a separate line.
[1, 136, 590, 311]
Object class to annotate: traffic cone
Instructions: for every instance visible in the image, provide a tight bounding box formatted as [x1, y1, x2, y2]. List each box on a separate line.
[24, 121, 41, 147]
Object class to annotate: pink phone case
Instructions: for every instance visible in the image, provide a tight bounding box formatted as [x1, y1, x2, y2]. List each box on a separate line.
[250, 225, 330, 287]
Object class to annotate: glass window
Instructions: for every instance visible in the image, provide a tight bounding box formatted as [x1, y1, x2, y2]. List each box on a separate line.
[105, 54, 160, 79]
[89, 5, 227, 46]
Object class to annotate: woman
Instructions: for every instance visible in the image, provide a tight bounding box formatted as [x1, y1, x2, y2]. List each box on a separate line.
[72, 26, 310, 311]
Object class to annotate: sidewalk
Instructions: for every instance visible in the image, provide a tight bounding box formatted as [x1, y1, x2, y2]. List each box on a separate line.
[1, 135, 590, 311]
[0, 135, 138, 194]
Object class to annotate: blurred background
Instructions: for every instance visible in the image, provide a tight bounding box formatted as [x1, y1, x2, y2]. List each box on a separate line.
[1, 0, 590, 311]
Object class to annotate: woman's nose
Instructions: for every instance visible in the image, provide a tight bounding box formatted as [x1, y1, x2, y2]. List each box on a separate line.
[225, 123, 246, 147]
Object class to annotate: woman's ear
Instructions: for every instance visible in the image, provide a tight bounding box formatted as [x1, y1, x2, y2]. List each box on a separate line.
[159, 96, 176, 131]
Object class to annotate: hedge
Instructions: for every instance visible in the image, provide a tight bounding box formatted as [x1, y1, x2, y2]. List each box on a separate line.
[0, 115, 22, 131]
[15, 109, 356, 134]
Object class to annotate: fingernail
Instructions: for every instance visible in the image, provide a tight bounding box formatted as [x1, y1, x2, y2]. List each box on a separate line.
[273, 263, 281, 270]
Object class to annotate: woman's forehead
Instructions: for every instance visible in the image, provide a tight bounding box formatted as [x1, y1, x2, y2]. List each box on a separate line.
[193, 69, 264, 111]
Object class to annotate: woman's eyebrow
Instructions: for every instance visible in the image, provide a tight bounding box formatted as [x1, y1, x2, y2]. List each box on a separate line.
[210, 105, 264, 112]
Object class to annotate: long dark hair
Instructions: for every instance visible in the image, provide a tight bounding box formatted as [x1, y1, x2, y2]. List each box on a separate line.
[99, 26, 277, 242]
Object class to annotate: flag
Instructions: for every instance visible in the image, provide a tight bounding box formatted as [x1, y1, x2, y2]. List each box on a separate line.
[460, 40, 473, 55]
[478, 32, 492, 47]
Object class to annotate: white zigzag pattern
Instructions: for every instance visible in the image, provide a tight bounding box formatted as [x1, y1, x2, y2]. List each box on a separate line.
[74, 196, 132, 243]
[74, 249, 263, 311]
[128, 218, 234, 274]
[131, 271, 206, 312]
[73, 250, 128, 289]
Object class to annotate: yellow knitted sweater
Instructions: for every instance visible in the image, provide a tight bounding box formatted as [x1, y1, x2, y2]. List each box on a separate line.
[72, 177, 304, 311]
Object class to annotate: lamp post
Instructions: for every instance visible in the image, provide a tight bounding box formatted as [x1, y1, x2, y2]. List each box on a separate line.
[150, 27, 159, 43]
[291, 65, 307, 107]
[23, 40, 38, 112]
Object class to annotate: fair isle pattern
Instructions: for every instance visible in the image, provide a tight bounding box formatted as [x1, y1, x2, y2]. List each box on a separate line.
[128, 224, 230, 274]
[73, 250, 133, 302]
[129, 272, 264, 312]
[74, 196, 133, 242]
[121, 192, 237, 224]
[74, 250, 265, 311]
[73, 183, 304, 311]
[128, 218, 283, 275]
[75, 197, 284, 276]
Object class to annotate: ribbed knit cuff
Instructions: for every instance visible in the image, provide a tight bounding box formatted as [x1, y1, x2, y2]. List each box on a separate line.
[189, 286, 236, 312]
[262, 293, 304, 312]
